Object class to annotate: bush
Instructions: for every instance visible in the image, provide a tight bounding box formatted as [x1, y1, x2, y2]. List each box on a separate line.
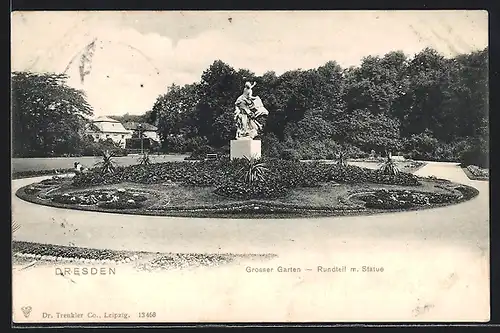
[280, 149, 300, 161]
[459, 137, 488, 168]
[163, 136, 210, 154]
[379, 157, 400, 176]
[402, 131, 440, 161]
[341, 144, 369, 159]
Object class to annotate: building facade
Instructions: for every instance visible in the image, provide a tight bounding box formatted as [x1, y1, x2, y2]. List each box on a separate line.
[123, 122, 160, 143]
[86, 116, 132, 148]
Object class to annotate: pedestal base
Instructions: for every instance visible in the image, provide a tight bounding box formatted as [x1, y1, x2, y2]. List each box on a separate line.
[230, 140, 262, 160]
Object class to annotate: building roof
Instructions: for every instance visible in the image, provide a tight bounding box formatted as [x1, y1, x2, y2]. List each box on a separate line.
[92, 121, 131, 134]
[93, 116, 121, 123]
[123, 122, 158, 131]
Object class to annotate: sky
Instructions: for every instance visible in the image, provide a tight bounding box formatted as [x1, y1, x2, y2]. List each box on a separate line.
[11, 10, 488, 117]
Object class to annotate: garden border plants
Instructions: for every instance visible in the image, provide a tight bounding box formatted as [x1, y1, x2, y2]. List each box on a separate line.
[12, 241, 278, 269]
[461, 165, 489, 181]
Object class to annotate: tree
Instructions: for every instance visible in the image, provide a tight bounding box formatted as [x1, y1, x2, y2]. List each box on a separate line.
[335, 109, 401, 153]
[147, 47, 488, 163]
[283, 111, 334, 143]
[397, 48, 449, 139]
[344, 51, 410, 116]
[155, 83, 200, 140]
[12, 71, 93, 157]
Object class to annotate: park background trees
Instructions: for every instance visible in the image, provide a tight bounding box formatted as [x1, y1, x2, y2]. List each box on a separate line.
[11, 46, 488, 167]
[152, 47, 488, 167]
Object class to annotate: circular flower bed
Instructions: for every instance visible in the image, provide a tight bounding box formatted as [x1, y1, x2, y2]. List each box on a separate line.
[15, 159, 480, 218]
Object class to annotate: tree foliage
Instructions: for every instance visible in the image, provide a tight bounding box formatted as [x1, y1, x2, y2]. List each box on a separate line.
[15, 46, 487, 167]
[150, 48, 487, 166]
[12, 72, 93, 157]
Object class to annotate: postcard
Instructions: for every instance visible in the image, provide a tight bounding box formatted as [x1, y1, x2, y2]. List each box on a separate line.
[11, 10, 489, 324]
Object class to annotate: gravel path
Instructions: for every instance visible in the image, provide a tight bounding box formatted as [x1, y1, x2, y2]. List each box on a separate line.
[12, 162, 490, 322]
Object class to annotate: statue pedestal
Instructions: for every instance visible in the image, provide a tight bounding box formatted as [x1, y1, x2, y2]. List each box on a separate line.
[230, 140, 261, 160]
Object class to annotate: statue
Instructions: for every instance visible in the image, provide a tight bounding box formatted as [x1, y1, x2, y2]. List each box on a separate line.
[234, 81, 269, 140]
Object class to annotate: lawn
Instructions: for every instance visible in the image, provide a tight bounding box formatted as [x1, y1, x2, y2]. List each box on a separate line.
[11, 154, 190, 173]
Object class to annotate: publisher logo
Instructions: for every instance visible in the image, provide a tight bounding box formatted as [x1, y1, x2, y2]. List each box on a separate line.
[21, 306, 32, 318]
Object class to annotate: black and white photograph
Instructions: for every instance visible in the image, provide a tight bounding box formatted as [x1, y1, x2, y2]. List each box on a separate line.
[11, 10, 489, 323]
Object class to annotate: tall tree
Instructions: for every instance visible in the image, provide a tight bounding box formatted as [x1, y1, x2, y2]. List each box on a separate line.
[12, 71, 93, 157]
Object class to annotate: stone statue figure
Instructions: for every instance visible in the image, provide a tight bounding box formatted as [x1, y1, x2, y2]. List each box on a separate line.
[234, 81, 269, 140]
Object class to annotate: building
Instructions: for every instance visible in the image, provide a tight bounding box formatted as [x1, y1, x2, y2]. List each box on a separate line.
[86, 116, 132, 148]
[122, 122, 160, 143]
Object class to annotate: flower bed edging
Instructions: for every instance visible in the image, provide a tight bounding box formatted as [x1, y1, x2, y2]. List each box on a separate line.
[12, 241, 139, 264]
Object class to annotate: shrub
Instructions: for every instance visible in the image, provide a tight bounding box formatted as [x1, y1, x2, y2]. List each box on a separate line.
[238, 156, 268, 185]
[336, 151, 348, 167]
[138, 152, 151, 166]
[93, 150, 117, 175]
[280, 149, 299, 161]
[379, 156, 400, 176]
[341, 144, 369, 159]
[459, 136, 488, 168]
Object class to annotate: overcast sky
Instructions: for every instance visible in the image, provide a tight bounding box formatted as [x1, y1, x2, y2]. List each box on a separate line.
[11, 10, 488, 117]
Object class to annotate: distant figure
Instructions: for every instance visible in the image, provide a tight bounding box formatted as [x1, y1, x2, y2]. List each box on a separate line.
[74, 162, 86, 174]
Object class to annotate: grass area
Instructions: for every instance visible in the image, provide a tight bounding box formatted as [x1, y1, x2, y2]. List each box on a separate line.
[12, 154, 190, 173]
[11, 168, 75, 180]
